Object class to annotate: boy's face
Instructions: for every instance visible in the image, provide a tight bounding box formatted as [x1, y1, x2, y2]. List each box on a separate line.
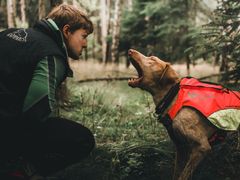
[64, 27, 89, 60]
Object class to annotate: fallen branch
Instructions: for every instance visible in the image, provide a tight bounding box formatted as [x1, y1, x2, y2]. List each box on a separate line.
[77, 77, 131, 83]
[76, 73, 224, 83]
[198, 73, 223, 80]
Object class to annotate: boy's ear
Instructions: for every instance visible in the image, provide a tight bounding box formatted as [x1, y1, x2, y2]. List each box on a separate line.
[62, 24, 71, 38]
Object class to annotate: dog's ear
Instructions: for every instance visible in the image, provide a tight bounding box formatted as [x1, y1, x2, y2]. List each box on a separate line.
[159, 63, 179, 86]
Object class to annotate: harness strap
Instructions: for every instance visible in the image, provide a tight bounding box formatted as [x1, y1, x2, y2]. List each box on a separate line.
[155, 83, 180, 143]
[208, 130, 226, 145]
[155, 82, 180, 115]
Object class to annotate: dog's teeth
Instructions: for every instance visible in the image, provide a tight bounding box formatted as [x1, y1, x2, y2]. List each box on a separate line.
[128, 77, 142, 88]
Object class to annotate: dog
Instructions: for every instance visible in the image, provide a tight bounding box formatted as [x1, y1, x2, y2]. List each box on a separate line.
[127, 49, 240, 180]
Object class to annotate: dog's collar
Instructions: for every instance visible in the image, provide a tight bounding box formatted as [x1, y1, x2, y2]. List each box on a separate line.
[155, 82, 180, 116]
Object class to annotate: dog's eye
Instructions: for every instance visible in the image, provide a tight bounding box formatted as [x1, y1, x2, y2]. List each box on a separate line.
[150, 56, 157, 61]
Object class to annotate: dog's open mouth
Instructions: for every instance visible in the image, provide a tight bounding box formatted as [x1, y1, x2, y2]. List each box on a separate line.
[128, 57, 143, 87]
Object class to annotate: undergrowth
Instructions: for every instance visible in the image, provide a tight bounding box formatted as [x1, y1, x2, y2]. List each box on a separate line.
[56, 79, 240, 180]
[59, 80, 168, 144]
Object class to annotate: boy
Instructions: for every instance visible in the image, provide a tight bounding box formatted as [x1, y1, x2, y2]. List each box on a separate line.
[0, 4, 95, 180]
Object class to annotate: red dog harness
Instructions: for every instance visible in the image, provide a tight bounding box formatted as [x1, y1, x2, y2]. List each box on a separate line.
[168, 77, 240, 120]
[156, 77, 240, 145]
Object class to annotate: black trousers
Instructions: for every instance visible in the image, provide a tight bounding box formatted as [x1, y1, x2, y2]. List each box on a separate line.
[0, 117, 95, 175]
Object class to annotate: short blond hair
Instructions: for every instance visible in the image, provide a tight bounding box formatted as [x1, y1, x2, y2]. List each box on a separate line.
[46, 4, 93, 34]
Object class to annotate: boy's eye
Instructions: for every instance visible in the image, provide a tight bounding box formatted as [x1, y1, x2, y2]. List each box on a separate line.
[82, 35, 88, 39]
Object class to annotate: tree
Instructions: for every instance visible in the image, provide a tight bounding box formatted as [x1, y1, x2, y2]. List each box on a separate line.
[20, 0, 26, 24]
[38, 0, 46, 20]
[111, 0, 122, 63]
[0, 0, 7, 28]
[7, 0, 16, 28]
[193, 0, 240, 85]
[120, 0, 212, 72]
[26, 0, 38, 27]
[119, 0, 146, 67]
[100, 0, 111, 63]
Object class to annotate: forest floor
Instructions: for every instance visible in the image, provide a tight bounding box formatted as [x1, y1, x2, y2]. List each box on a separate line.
[57, 133, 239, 180]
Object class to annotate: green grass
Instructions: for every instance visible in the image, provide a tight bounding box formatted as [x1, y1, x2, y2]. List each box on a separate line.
[60, 80, 169, 144]
[56, 79, 240, 180]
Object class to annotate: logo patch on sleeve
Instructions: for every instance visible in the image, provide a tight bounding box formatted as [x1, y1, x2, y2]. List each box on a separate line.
[7, 29, 28, 42]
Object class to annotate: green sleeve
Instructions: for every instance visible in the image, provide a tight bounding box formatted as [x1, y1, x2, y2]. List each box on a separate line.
[22, 56, 66, 123]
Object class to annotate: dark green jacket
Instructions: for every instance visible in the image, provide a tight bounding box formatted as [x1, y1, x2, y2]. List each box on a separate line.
[0, 19, 72, 124]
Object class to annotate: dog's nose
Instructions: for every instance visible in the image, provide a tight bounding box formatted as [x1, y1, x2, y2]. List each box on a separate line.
[128, 49, 134, 56]
[128, 49, 132, 55]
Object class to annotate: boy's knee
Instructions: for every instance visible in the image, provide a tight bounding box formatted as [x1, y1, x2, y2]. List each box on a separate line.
[76, 126, 95, 155]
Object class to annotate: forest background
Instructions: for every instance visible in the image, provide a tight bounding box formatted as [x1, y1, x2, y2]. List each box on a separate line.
[0, 0, 240, 180]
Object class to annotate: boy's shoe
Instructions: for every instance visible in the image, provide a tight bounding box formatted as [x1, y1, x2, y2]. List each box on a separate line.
[0, 172, 64, 180]
[0, 170, 28, 180]
[0, 157, 65, 180]
[0, 157, 37, 180]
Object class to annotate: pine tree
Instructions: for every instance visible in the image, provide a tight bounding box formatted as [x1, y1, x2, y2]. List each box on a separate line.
[120, 0, 210, 72]
[196, 0, 240, 86]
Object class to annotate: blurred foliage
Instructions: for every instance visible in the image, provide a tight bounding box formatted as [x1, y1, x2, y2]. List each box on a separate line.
[192, 0, 240, 86]
[119, 0, 202, 62]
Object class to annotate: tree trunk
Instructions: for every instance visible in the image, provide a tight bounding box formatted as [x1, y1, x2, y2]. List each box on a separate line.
[20, 0, 26, 24]
[7, 0, 16, 28]
[184, 1, 190, 76]
[26, 0, 38, 27]
[0, 0, 7, 28]
[111, 0, 121, 64]
[84, 48, 88, 61]
[38, 0, 46, 19]
[186, 55, 191, 76]
[127, 0, 133, 11]
[100, 0, 111, 63]
[220, 46, 228, 72]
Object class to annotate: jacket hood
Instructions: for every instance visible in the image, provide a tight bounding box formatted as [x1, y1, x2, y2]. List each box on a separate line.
[33, 19, 65, 54]
[33, 19, 73, 77]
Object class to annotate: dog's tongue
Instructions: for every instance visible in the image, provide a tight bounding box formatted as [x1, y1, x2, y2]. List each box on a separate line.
[128, 77, 142, 87]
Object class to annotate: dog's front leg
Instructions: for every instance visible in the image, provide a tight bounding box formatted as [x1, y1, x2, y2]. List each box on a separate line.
[178, 141, 211, 180]
[173, 145, 189, 180]
[173, 108, 213, 180]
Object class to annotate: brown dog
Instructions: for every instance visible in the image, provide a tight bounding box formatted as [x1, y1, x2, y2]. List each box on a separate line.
[128, 49, 240, 180]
